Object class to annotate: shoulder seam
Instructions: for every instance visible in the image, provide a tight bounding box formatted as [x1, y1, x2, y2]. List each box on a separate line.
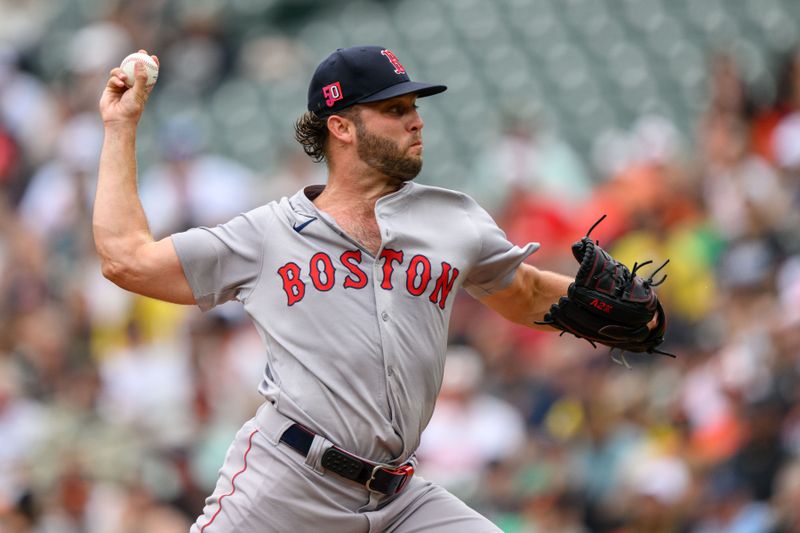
[462, 194, 484, 266]
[241, 205, 271, 304]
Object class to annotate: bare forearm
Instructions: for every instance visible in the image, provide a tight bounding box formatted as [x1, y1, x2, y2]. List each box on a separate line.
[481, 265, 572, 328]
[529, 269, 572, 321]
[93, 123, 153, 274]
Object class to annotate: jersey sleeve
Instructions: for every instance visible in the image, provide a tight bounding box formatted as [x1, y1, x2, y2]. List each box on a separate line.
[170, 206, 268, 311]
[462, 196, 539, 298]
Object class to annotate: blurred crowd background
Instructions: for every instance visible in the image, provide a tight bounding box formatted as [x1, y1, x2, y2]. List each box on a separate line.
[2, 0, 800, 531]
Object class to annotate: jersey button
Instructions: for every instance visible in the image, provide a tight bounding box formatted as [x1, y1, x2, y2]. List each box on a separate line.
[387, 366, 394, 377]
[381, 311, 389, 321]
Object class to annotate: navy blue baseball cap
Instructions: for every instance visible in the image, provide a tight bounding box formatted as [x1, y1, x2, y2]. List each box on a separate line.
[307, 46, 447, 117]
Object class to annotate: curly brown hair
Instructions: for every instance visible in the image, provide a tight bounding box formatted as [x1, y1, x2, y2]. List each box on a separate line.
[294, 108, 360, 163]
[294, 111, 328, 163]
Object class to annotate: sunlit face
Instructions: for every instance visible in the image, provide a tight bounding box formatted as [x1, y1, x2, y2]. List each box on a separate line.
[352, 94, 424, 182]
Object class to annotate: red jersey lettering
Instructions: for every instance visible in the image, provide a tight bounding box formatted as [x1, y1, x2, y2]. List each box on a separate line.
[277, 262, 306, 305]
[380, 248, 404, 290]
[341, 250, 368, 289]
[429, 262, 459, 310]
[406, 255, 432, 296]
[309, 252, 335, 291]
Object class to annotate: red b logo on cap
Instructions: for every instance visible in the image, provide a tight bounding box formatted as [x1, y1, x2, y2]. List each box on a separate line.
[381, 50, 405, 74]
[323, 82, 343, 107]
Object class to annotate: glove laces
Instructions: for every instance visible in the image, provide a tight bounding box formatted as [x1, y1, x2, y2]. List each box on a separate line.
[632, 259, 670, 287]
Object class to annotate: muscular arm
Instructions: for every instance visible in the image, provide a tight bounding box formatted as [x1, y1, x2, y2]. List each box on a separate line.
[93, 51, 194, 304]
[479, 263, 571, 330]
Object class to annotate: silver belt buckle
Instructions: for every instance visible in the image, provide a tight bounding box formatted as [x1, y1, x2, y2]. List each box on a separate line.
[366, 464, 385, 494]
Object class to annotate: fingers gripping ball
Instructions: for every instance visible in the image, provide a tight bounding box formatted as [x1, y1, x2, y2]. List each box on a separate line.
[538, 215, 674, 367]
[120, 52, 158, 88]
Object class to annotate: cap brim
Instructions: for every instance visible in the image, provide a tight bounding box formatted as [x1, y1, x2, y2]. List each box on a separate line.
[358, 81, 447, 103]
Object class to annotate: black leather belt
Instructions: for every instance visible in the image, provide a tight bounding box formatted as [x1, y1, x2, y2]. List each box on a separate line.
[279, 423, 414, 496]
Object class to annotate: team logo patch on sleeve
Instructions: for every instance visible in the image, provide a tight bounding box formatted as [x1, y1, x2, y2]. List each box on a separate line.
[322, 82, 343, 107]
[380, 50, 405, 74]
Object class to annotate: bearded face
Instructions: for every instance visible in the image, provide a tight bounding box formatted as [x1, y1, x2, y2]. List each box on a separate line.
[353, 114, 422, 182]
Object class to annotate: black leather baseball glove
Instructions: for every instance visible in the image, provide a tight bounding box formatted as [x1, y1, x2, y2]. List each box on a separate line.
[538, 216, 674, 367]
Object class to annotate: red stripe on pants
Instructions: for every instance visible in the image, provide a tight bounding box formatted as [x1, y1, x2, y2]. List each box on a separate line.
[200, 429, 259, 532]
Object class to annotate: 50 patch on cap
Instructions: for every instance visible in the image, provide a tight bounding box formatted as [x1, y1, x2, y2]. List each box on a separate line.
[322, 82, 343, 107]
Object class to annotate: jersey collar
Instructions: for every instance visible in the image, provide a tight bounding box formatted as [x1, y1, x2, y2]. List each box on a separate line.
[291, 182, 415, 215]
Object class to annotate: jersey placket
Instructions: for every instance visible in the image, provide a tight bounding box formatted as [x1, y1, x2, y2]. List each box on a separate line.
[302, 202, 395, 423]
[373, 200, 404, 437]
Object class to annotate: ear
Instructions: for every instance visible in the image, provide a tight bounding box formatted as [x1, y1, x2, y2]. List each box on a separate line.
[327, 114, 356, 145]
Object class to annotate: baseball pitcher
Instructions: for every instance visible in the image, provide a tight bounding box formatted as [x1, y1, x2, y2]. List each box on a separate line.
[95, 45, 667, 532]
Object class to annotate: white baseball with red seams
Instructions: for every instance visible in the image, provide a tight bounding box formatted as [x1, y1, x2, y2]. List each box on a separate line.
[119, 52, 158, 87]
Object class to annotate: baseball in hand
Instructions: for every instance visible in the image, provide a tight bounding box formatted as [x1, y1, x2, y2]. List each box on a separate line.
[120, 52, 158, 88]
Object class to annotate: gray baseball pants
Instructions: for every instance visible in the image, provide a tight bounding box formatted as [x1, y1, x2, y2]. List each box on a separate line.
[190, 402, 501, 532]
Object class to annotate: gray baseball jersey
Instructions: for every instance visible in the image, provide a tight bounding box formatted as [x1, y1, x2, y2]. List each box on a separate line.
[172, 182, 538, 464]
